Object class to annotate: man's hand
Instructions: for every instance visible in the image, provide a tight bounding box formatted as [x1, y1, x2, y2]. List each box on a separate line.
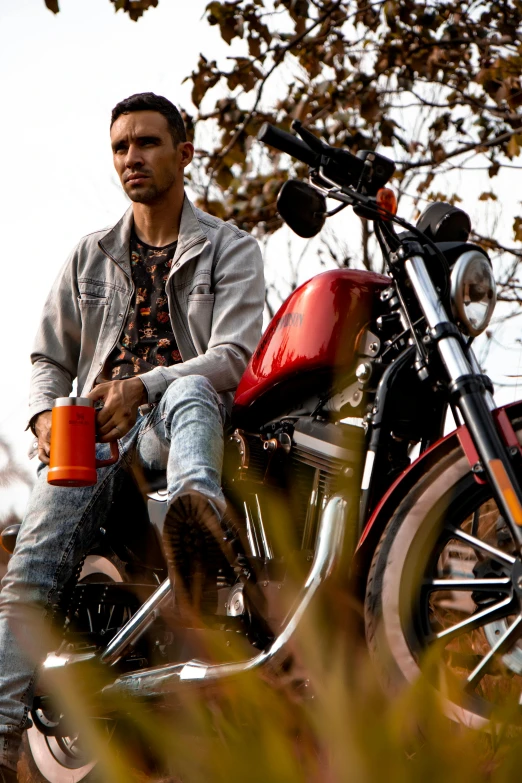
[34, 410, 52, 465]
[87, 378, 147, 442]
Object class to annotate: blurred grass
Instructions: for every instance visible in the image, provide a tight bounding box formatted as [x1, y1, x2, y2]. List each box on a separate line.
[30, 576, 522, 783]
[6, 445, 522, 783]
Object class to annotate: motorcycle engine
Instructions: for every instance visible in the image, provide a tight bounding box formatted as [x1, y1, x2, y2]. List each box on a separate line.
[226, 417, 365, 553]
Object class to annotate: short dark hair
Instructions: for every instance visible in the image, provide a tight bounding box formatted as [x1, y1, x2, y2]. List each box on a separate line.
[110, 93, 187, 146]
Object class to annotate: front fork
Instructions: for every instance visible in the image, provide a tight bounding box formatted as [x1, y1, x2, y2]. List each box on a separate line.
[403, 250, 522, 551]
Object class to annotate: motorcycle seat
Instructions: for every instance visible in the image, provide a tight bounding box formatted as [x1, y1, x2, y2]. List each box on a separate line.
[140, 467, 168, 494]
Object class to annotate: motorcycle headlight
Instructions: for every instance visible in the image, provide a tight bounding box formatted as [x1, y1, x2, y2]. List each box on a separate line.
[450, 250, 496, 337]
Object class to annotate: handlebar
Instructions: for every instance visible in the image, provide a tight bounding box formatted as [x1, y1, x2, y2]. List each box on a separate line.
[257, 123, 321, 168]
[257, 122, 395, 194]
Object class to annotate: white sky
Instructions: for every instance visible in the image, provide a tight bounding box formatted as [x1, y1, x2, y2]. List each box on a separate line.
[1, 0, 521, 517]
[0, 0, 225, 513]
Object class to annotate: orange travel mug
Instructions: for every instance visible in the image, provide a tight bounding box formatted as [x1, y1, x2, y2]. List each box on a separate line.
[47, 398, 119, 487]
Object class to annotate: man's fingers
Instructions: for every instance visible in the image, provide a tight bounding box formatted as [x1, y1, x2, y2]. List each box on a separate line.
[87, 383, 111, 401]
[38, 443, 50, 465]
[90, 380, 139, 435]
[96, 404, 113, 428]
[97, 419, 117, 438]
[97, 423, 125, 443]
[97, 407, 134, 436]
[97, 430, 121, 444]
[96, 412, 132, 440]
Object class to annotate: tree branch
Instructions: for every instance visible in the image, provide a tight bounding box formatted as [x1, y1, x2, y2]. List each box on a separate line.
[203, 0, 345, 200]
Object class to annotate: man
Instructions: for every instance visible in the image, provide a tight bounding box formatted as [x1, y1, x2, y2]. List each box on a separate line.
[0, 92, 264, 780]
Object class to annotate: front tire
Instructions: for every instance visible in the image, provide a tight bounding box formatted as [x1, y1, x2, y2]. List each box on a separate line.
[365, 419, 522, 728]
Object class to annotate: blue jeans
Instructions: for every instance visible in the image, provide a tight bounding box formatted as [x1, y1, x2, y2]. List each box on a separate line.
[0, 375, 225, 770]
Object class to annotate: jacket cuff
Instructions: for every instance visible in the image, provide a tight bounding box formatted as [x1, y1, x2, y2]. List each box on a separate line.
[139, 369, 169, 403]
[26, 407, 52, 434]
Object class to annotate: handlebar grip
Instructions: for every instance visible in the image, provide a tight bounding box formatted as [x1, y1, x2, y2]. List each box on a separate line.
[257, 123, 320, 168]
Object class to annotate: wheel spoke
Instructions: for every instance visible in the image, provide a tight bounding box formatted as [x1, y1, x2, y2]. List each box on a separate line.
[471, 509, 480, 538]
[465, 614, 522, 691]
[435, 595, 515, 642]
[448, 526, 516, 566]
[426, 578, 512, 592]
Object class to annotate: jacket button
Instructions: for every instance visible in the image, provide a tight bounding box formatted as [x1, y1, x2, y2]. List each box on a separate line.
[174, 262, 180, 268]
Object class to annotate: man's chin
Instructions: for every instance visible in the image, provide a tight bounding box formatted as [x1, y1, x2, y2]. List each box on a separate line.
[125, 185, 158, 204]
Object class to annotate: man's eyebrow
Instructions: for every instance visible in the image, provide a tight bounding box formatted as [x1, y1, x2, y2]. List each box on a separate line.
[136, 135, 162, 144]
[111, 134, 162, 151]
[111, 137, 128, 151]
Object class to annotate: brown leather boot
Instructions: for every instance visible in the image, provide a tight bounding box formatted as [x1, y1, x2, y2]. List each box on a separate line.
[162, 493, 236, 622]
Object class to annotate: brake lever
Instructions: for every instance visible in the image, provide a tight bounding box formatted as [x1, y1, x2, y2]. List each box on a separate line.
[312, 167, 363, 206]
[291, 120, 328, 155]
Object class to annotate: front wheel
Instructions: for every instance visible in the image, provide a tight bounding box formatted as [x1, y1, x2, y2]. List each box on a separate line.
[18, 554, 127, 783]
[365, 419, 522, 728]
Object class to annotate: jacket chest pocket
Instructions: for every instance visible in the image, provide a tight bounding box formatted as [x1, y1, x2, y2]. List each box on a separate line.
[78, 279, 113, 304]
[187, 292, 214, 304]
[78, 295, 110, 348]
[187, 274, 213, 300]
[78, 296, 109, 307]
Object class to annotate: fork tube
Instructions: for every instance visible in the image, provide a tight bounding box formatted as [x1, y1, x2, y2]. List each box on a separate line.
[467, 348, 496, 412]
[404, 253, 522, 549]
[404, 256, 470, 379]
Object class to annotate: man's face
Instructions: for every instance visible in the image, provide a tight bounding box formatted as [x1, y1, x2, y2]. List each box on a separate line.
[110, 111, 192, 204]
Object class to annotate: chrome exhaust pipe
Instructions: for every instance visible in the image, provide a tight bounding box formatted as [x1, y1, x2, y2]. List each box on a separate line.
[100, 493, 350, 701]
[41, 578, 173, 673]
[100, 578, 172, 665]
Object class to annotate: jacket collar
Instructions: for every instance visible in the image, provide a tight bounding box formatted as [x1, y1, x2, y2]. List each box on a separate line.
[177, 195, 207, 252]
[98, 194, 208, 277]
[98, 207, 134, 276]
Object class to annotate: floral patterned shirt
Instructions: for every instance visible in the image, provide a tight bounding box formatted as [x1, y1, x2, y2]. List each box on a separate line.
[100, 232, 182, 382]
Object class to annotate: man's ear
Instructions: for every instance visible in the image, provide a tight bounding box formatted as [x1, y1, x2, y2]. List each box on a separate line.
[179, 141, 194, 168]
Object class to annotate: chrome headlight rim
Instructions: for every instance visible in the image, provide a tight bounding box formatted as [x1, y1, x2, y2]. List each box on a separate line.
[450, 249, 497, 338]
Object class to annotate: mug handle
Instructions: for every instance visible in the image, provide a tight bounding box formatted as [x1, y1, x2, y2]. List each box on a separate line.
[95, 441, 119, 468]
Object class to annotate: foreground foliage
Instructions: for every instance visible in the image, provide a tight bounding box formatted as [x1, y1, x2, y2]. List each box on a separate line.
[22, 585, 522, 783]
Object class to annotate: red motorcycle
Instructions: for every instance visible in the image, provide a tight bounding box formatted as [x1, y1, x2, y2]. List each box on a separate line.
[13, 121, 522, 781]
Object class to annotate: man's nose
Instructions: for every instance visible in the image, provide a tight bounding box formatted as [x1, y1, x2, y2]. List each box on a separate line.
[125, 144, 144, 168]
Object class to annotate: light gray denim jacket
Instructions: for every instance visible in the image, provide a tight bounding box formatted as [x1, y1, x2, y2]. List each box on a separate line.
[28, 196, 265, 426]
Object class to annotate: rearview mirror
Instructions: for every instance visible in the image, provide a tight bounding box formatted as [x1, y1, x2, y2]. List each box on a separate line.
[276, 180, 326, 238]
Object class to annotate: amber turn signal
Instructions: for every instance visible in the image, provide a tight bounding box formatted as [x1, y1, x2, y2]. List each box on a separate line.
[376, 187, 397, 219]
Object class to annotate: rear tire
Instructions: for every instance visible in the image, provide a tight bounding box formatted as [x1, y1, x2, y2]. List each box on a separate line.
[18, 555, 126, 783]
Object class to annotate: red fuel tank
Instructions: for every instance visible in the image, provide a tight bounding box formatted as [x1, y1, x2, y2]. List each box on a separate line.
[233, 269, 390, 425]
